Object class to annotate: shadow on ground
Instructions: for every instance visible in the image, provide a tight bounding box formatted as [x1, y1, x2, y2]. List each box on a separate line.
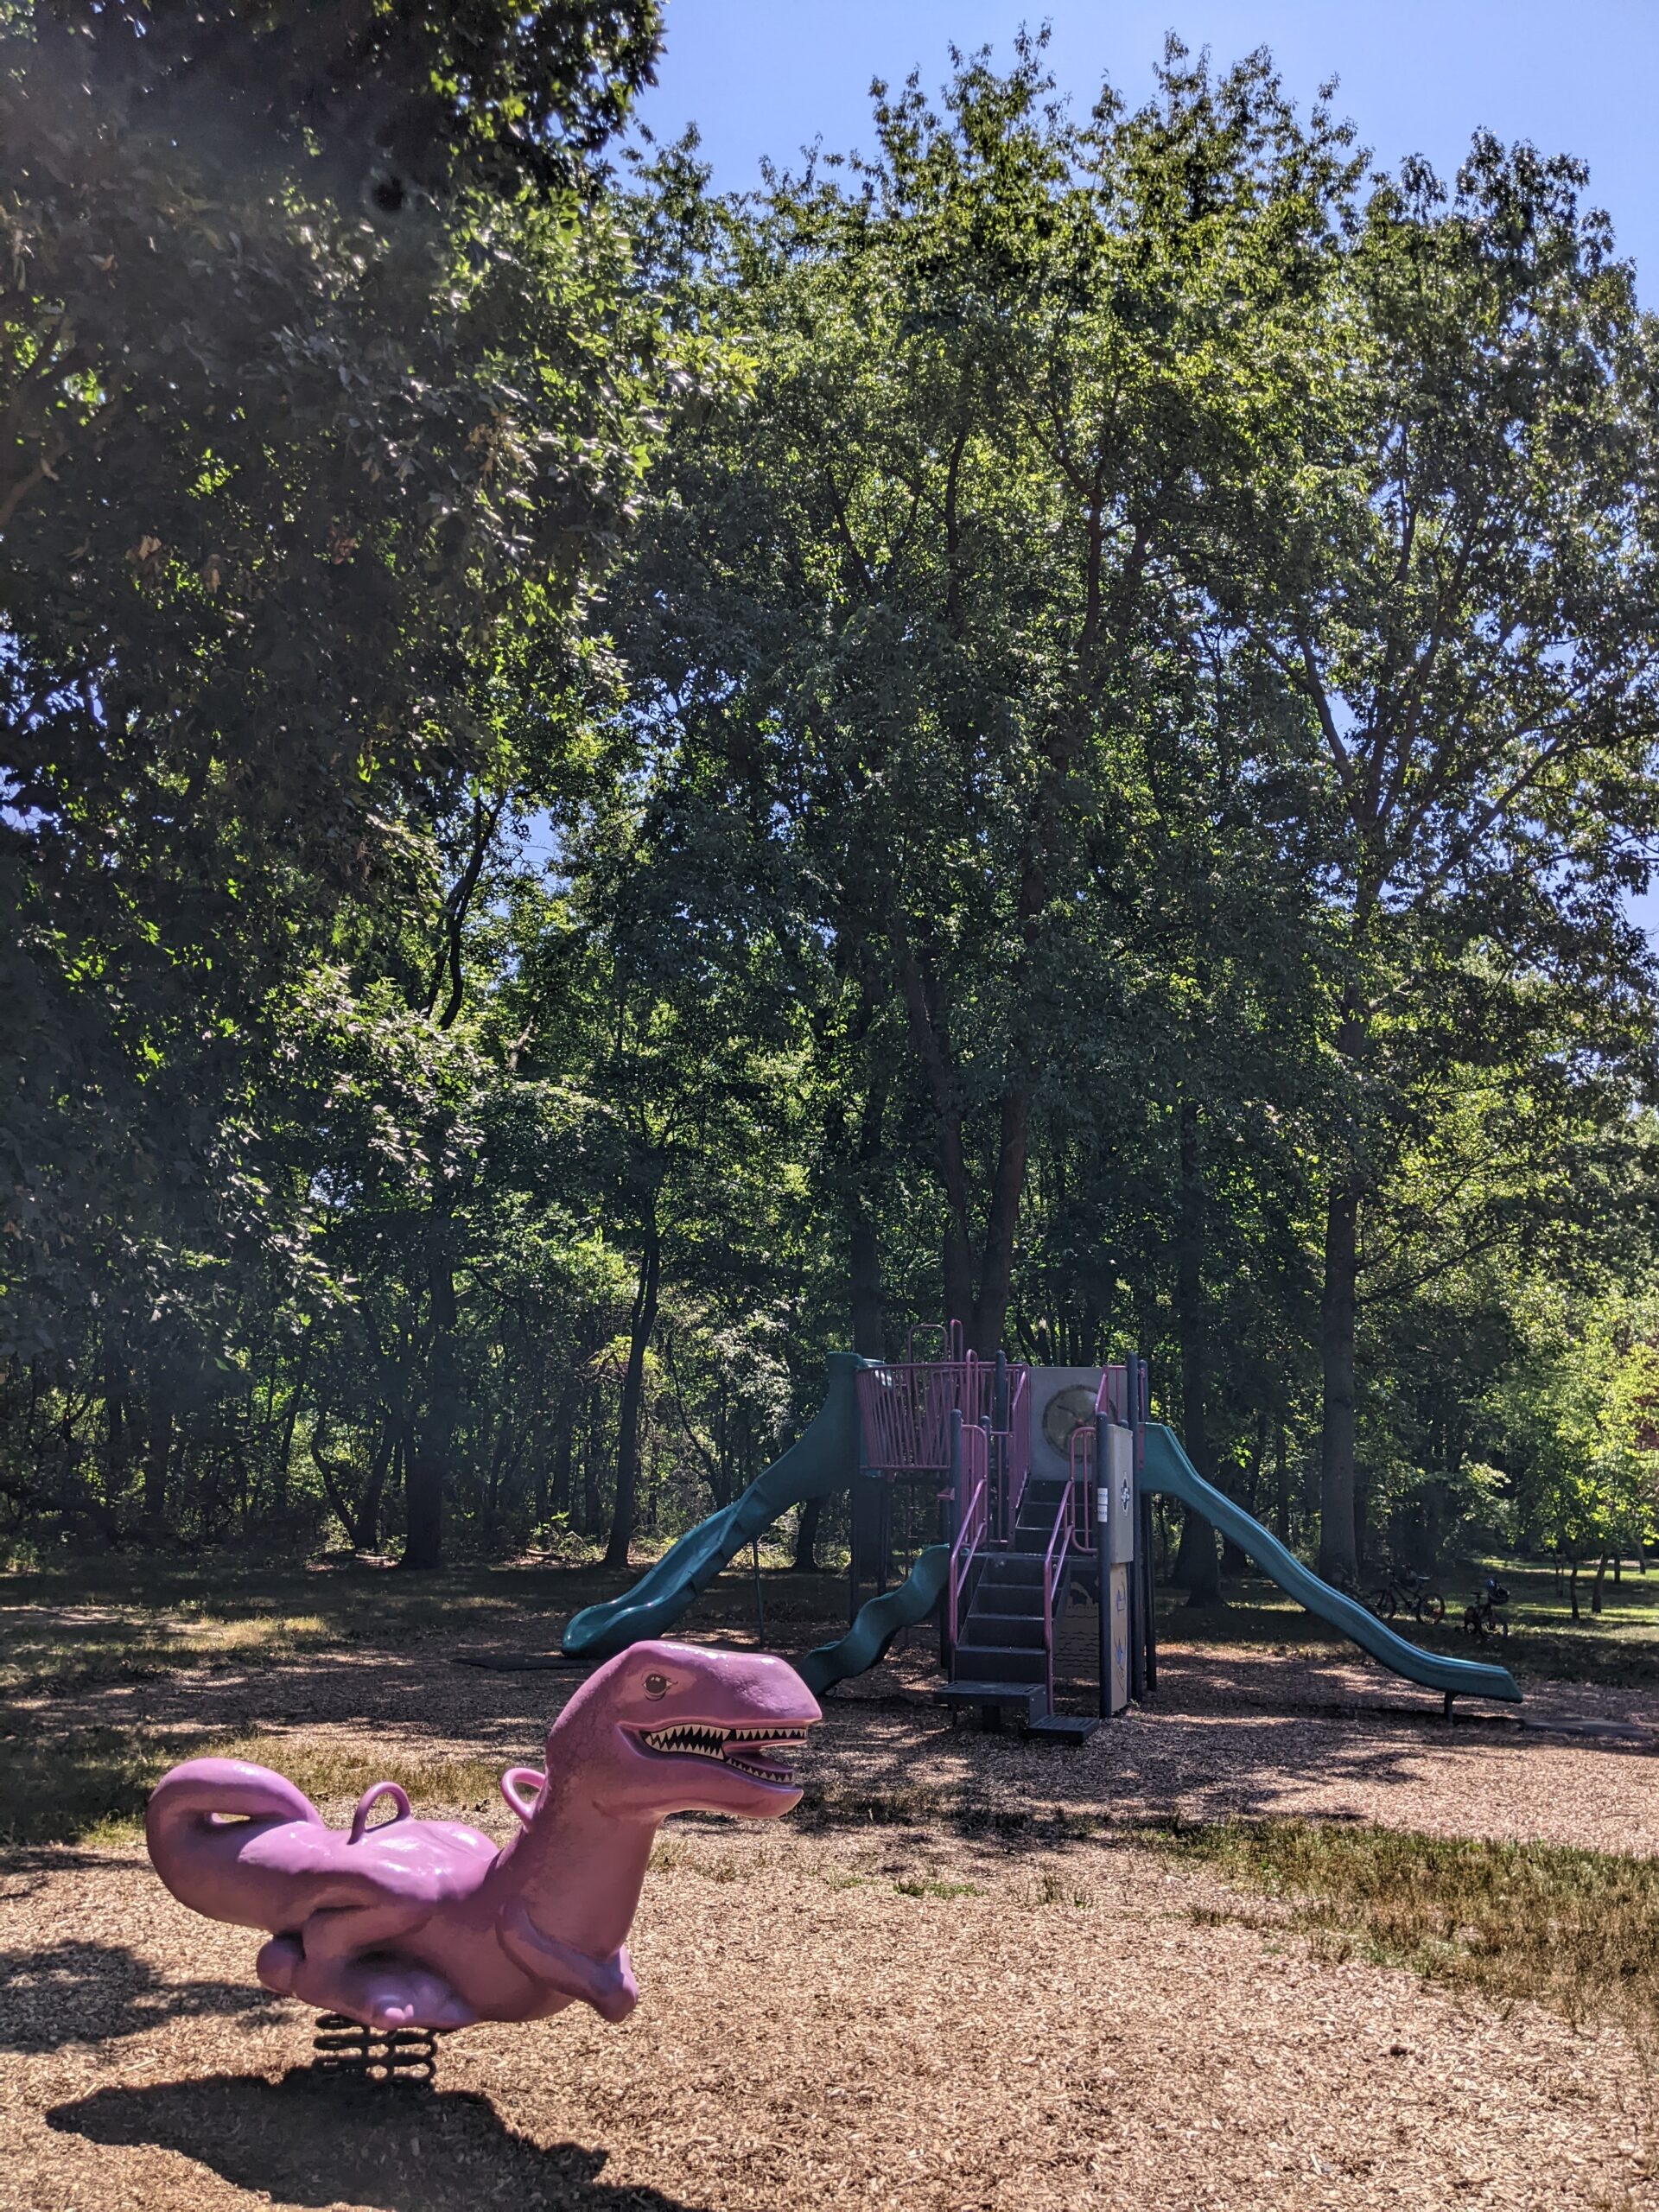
[49, 2071, 709, 2212]
[0, 1939, 265, 2048]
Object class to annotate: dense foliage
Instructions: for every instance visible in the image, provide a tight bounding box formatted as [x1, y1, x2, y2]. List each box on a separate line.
[3, 17, 1657, 1586]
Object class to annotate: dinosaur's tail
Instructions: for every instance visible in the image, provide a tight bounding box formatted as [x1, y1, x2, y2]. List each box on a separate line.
[145, 1757, 321, 1926]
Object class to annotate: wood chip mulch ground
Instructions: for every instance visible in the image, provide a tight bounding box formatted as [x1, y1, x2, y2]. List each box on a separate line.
[3, 1605, 1657, 2210]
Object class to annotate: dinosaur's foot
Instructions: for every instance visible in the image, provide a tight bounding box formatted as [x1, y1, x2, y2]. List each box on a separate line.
[289, 1952, 480, 2033]
[257, 1933, 303, 1995]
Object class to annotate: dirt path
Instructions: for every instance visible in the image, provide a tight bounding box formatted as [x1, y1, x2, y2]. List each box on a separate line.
[5, 1827, 1655, 2212]
[3, 1612, 1658, 2209]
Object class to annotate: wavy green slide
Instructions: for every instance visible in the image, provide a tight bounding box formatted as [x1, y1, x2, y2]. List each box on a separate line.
[562, 1355, 865, 1662]
[795, 1546, 950, 1694]
[1142, 1424, 1522, 1703]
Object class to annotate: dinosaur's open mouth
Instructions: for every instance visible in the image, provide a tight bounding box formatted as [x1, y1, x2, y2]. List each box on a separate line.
[634, 1721, 810, 1788]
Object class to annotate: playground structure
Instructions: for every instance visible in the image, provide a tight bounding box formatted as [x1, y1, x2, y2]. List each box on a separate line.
[145, 1641, 821, 2039]
[563, 1334, 1522, 1727]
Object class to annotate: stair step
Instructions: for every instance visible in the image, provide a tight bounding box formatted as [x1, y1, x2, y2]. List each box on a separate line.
[1025, 1713, 1102, 1745]
[932, 1681, 1046, 1723]
[950, 1643, 1046, 1684]
[962, 1611, 1045, 1648]
[975, 1585, 1047, 1616]
[977, 1554, 1044, 1585]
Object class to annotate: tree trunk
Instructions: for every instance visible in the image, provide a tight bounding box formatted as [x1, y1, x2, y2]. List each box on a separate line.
[548, 1372, 580, 1522]
[890, 928, 1028, 1352]
[1173, 1100, 1221, 1606]
[1223, 1412, 1266, 1575]
[605, 1217, 661, 1571]
[1274, 1421, 1291, 1544]
[1318, 1178, 1361, 1581]
[403, 1125, 458, 1572]
[797, 1059, 890, 1579]
[273, 1322, 312, 1519]
[103, 1343, 128, 1509]
[582, 1392, 601, 1539]
[358, 1422, 395, 1551]
[971, 1089, 1029, 1354]
[1568, 1555, 1581, 1620]
[1591, 1550, 1609, 1615]
[142, 1390, 172, 1535]
[849, 1213, 885, 1365]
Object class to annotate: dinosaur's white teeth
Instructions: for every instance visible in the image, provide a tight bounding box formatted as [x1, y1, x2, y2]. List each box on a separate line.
[639, 1720, 810, 1770]
[640, 1724, 730, 1758]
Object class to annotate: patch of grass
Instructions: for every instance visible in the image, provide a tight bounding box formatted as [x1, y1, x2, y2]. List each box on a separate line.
[0, 1723, 512, 1848]
[645, 1836, 777, 1884]
[797, 1782, 955, 1829]
[893, 1877, 980, 1900]
[797, 1779, 1099, 1843]
[1190, 1554, 1659, 1692]
[1153, 1817, 1659, 2034]
[1024, 1866, 1094, 1910]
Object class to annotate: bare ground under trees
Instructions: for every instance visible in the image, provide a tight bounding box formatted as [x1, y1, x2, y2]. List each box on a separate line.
[3, 1566, 1657, 2211]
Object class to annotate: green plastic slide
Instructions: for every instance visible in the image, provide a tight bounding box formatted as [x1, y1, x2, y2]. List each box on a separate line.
[561, 1355, 864, 1662]
[1142, 1424, 1522, 1704]
[795, 1546, 950, 1695]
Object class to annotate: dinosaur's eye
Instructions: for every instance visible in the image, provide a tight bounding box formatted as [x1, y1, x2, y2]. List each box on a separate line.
[644, 1673, 669, 1700]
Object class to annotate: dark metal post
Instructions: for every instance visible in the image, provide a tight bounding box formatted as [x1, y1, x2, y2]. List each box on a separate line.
[942, 1408, 963, 1670]
[849, 1421, 870, 1626]
[847, 1492, 857, 1627]
[1095, 1411, 1111, 1719]
[1141, 1344, 1150, 1689]
[1137, 1354, 1157, 1694]
[751, 1535, 766, 1647]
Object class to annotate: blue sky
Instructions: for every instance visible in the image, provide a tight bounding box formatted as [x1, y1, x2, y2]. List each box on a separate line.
[639, 0, 1659, 300]
[636, 2, 1659, 938]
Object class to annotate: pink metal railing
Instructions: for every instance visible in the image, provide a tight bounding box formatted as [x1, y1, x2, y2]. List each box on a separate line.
[906, 1319, 965, 1365]
[856, 1355, 1027, 1478]
[856, 1344, 1035, 1678]
[945, 1420, 989, 1649]
[857, 1361, 966, 1473]
[1095, 1360, 1143, 1427]
[1039, 1425, 1096, 1708]
[999, 1365, 1030, 1539]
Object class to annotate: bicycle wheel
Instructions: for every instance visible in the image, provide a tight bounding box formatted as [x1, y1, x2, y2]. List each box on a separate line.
[1462, 1605, 1483, 1639]
[1417, 1594, 1446, 1625]
[1370, 1587, 1397, 1620]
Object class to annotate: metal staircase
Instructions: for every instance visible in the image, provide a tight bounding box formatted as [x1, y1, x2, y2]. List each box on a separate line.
[851, 1340, 1133, 1742]
[934, 1389, 1098, 1741]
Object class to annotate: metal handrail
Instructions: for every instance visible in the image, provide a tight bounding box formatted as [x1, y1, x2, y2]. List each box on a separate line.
[1002, 1364, 1030, 1535]
[1039, 1427, 1097, 1710]
[947, 1473, 987, 1649]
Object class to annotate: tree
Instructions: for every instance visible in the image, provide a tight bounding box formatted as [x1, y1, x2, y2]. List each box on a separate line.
[507, 794, 810, 1570]
[1231, 137, 1659, 1576]
[1, 0, 661, 1373]
[1486, 1284, 1659, 1614]
[607, 39, 1359, 1351]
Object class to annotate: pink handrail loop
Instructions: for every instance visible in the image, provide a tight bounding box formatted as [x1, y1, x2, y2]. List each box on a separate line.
[347, 1781, 412, 1844]
[500, 1767, 546, 1826]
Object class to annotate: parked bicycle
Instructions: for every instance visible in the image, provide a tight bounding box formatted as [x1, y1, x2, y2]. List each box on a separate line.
[1462, 1574, 1510, 1640]
[1369, 1565, 1446, 1625]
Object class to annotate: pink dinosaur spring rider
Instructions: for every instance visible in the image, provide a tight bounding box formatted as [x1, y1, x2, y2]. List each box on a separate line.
[145, 1639, 821, 2033]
